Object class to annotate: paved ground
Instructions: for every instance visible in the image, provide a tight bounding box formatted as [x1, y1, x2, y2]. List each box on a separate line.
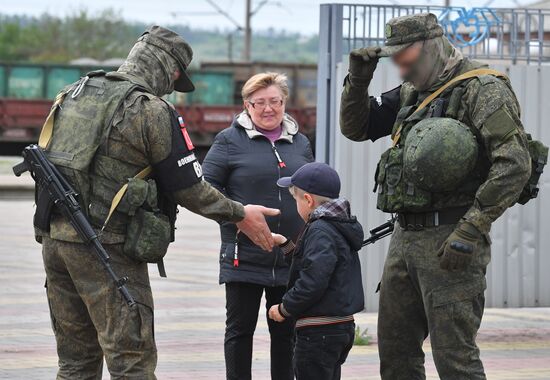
[1, 194, 550, 379]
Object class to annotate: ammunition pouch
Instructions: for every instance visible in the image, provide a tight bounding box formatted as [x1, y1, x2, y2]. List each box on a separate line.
[124, 208, 171, 263]
[120, 178, 172, 266]
[374, 146, 431, 213]
[517, 135, 548, 205]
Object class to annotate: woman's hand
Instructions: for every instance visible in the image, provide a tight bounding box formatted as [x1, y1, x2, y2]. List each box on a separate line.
[268, 304, 285, 322]
[271, 233, 288, 246]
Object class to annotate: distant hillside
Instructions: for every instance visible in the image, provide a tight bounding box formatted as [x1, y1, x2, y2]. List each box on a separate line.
[0, 9, 318, 66]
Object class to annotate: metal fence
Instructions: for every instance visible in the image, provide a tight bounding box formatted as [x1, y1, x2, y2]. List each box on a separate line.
[316, 4, 550, 311]
[340, 4, 550, 64]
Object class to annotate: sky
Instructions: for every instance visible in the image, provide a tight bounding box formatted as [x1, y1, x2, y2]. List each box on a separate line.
[1, 0, 526, 36]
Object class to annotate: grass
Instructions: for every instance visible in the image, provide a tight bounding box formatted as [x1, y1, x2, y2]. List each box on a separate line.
[354, 326, 372, 346]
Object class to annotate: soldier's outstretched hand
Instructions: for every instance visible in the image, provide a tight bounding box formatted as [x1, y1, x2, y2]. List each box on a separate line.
[237, 205, 280, 252]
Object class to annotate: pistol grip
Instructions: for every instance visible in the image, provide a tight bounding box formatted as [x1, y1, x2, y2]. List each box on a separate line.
[13, 161, 29, 177]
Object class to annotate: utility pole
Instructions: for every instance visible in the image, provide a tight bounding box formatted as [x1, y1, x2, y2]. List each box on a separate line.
[243, 0, 252, 62]
[204, 0, 281, 62]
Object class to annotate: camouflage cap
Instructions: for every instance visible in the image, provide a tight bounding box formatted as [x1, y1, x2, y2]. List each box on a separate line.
[138, 26, 195, 92]
[379, 13, 444, 57]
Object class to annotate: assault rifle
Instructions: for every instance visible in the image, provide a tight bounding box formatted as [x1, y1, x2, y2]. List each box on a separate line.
[13, 144, 136, 307]
[362, 217, 396, 247]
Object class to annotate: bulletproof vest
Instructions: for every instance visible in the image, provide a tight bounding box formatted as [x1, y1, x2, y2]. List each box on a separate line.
[375, 61, 494, 213]
[46, 72, 164, 240]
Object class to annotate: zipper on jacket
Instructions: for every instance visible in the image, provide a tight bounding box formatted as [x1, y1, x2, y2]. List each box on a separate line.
[233, 233, 240, 267]
[272, 145, 286, 168]
[272, 141, 283, 286]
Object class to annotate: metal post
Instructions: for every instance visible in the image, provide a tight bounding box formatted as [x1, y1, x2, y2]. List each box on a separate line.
[316, 4, 343, 165]
[243, 0, 252, 62]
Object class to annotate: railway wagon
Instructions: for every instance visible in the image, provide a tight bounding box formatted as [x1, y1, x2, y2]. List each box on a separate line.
[0, 62, 316, 157]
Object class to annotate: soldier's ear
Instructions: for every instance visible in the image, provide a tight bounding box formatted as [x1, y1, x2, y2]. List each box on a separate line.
[172, 69, 181, 81]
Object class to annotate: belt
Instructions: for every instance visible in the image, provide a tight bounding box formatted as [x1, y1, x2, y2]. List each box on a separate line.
[397, 207, 469, 230]
[296, 315, 354, 329]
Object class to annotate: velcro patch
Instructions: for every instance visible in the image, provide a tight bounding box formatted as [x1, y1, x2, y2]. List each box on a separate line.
[153, 110, 202, 193]
[482, 104, 518, 144]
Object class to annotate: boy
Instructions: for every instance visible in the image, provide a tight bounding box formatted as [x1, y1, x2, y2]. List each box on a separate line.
[268, 162, 365, 380]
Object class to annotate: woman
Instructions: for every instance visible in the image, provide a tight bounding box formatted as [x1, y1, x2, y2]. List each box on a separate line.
[203, 72, 314, 380]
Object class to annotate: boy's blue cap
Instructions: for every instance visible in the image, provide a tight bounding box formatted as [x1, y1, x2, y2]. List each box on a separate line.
[277, 162, 341, 199]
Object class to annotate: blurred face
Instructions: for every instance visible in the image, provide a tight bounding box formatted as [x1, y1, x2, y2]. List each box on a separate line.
[290, 187, 316, 222]
[392, 42, 423, 82]
[244, 85, 285, 130]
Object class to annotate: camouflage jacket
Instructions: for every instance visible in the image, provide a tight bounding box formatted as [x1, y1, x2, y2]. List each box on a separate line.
[339, 58, 531, 234]
[49, 73, 244, 243]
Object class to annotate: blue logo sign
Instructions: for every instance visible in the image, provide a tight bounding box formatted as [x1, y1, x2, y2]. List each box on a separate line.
[438, 7, 501, 47]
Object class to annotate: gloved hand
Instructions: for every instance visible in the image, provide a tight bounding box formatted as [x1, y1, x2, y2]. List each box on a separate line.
[438, 222, 483, 271]
[348, 46, 381, 86]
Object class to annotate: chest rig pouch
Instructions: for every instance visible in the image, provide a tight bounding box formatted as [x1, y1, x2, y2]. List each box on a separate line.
[122, 177, 171, 274]
[374, 105, 433, 213]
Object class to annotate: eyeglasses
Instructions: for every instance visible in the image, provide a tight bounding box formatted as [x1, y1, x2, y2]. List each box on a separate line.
[248, 98, 284, 110]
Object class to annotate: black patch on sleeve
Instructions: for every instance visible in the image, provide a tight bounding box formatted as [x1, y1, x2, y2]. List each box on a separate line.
[153, 110, 202, 192]
[367, 85, 401, 141]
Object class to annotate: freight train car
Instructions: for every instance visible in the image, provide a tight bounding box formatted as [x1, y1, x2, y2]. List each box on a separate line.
[0, 62, 235, 105]
[0, 98, 315, 157]
[0, 62, 316, 157]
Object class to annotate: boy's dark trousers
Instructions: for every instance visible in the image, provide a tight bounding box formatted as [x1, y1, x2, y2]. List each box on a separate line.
[224, 282, 295, 380]
[293, 322, 355, 380]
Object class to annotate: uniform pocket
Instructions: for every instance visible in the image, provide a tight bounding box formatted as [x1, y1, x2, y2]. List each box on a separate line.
[429, 277, 486, 349]
[44, 280, 58, 334]
[116, 295, 156, 351]
[432, 277, 486, 307]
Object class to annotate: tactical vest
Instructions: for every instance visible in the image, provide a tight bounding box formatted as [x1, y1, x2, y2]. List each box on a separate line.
[46, 72, 172, 243]
[375, 61, 496, 213]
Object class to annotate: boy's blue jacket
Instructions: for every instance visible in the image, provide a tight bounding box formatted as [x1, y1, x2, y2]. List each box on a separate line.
[282, 200, 365, 318]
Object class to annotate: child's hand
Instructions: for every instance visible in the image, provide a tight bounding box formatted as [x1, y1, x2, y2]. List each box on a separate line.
[271, 233, 288, 246]
[268, 304, 286, 322]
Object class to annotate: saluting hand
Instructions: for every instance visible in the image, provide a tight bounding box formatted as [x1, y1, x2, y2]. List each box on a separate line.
[349, 46, 381, 86]
[237, 205, 280, 252]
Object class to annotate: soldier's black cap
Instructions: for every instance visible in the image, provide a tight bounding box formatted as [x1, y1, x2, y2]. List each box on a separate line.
[139, 26, 195, 92]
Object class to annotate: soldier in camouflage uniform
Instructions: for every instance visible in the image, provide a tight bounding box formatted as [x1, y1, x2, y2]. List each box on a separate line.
[40, 26, 279, 379]
[339, 13, 532, 380]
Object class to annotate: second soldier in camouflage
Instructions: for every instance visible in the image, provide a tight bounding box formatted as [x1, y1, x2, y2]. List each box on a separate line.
[340, 13, 532, 380]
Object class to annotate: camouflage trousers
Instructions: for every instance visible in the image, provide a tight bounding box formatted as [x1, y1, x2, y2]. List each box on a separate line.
[42, 237, 157, 380]
[378, 223, 490, 380]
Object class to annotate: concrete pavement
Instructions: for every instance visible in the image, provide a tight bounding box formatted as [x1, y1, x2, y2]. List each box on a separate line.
[0, 199, 549, 379]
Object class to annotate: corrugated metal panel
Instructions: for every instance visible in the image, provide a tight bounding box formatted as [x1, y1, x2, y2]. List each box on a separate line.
[0, 66, 5, 97]
[187, 72, 234, 105]
[46, 68, 80, 99]
[7, 66, 44, 99]
[334, 60, 550, 311]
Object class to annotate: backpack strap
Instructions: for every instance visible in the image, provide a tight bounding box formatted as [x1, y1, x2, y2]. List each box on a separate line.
[38, 89, 71, 148]
[391, 68, 507, 147]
